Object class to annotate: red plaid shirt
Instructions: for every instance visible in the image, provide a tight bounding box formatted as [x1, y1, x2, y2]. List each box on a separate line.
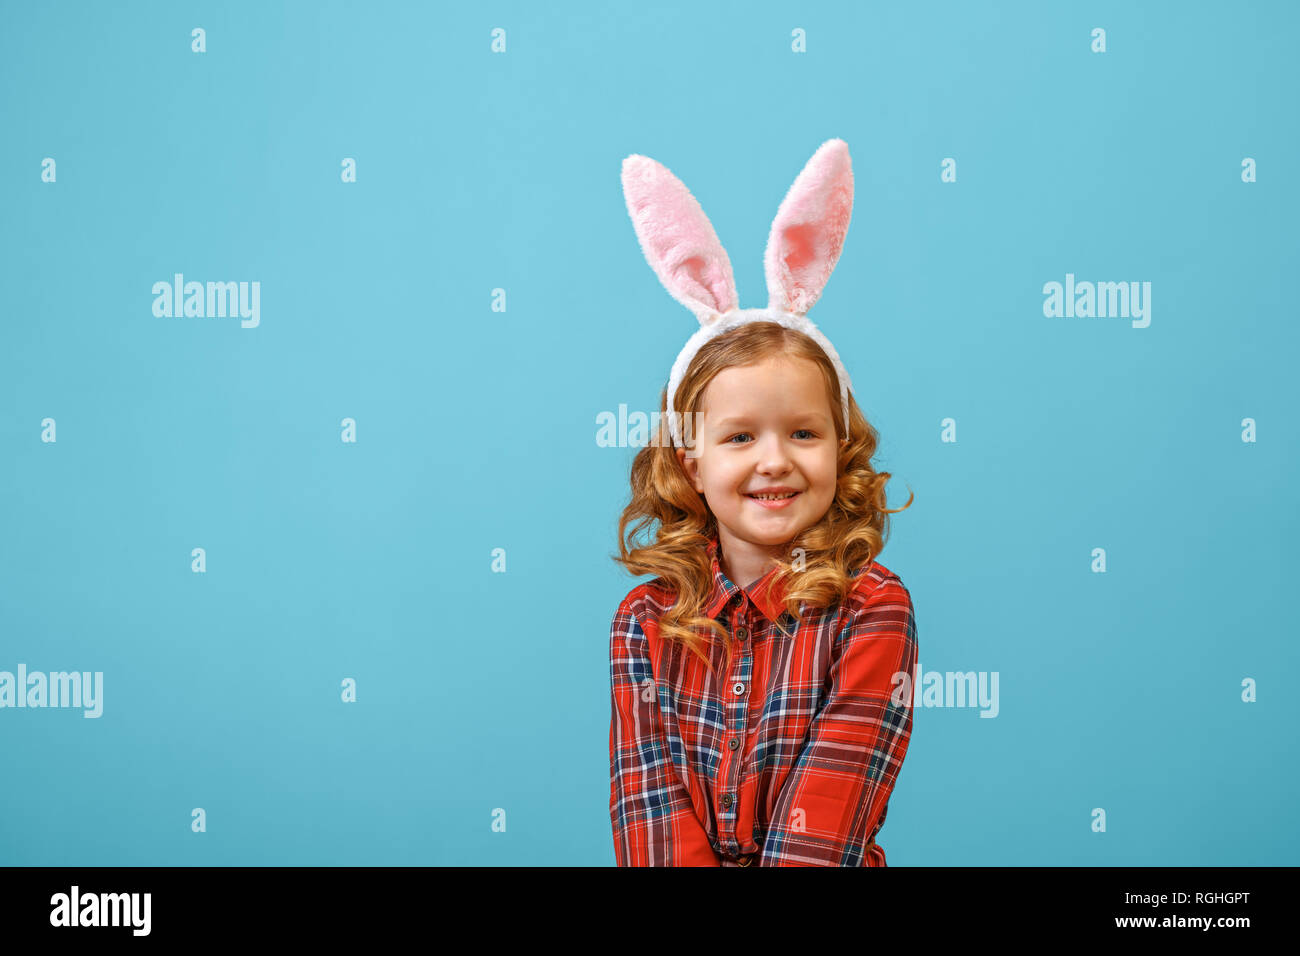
[609, 534, 918, 866]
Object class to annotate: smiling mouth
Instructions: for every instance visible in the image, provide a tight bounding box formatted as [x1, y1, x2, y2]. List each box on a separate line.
[747, 492, 800, 500]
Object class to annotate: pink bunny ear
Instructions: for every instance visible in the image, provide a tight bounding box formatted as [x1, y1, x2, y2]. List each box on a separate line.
[764, 139, 854, 314]
[622, 154, 738, 323]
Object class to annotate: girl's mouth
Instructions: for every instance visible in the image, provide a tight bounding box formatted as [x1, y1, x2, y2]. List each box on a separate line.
[746, 491, 801, 510]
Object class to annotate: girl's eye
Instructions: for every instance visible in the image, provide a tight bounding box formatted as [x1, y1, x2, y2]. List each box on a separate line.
[727, 430, 816, 444]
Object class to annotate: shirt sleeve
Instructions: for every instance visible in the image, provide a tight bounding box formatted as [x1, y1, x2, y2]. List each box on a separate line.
[759, 577, 918, 866]
[609, 599, 721, 866]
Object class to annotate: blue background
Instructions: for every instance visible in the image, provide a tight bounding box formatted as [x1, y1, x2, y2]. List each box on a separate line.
[1, 0, 1296, 865]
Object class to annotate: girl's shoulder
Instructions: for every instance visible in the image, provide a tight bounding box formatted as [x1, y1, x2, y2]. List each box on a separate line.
[845, 558, 912, 612]
[613, 575, 678, 625]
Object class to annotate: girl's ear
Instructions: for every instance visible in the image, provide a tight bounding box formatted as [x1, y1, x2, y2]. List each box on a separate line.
[764, 139, 854, 315]
[675, 445, 704, 493]
[622, 154, 739, 324]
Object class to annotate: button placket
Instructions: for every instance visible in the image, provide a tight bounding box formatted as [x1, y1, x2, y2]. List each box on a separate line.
[718, 609, 752, 857]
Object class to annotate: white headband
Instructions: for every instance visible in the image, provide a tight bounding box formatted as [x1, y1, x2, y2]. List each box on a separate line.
[621, 138, 856, 450]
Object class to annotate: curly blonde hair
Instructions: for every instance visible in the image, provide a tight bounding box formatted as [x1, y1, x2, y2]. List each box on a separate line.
[613, 321, 913, 677]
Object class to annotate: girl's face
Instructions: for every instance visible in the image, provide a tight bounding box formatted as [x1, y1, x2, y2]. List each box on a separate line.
[675, 355, 840, 567]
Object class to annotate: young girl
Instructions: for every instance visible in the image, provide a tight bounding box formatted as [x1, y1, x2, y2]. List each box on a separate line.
[609, 140, 918, 867]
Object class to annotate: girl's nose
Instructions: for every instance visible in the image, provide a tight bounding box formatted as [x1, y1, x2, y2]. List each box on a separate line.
[756, 435, 794, 473]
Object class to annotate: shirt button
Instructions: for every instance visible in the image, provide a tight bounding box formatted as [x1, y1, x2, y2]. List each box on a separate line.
[732, 682, 745, 696]
[721, 793, 733, 809]
[728, 737, 739, 750]
[735, 626, 748, 640]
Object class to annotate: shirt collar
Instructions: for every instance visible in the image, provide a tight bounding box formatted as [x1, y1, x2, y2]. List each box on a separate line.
[703, 533, 794, 627]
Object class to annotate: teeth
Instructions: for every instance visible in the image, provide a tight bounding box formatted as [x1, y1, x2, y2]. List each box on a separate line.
[750, 492, 797, 500]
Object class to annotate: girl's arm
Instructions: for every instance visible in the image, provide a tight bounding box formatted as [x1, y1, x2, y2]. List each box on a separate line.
[609, 601, 721, 867]
[760, 577, 919, 866]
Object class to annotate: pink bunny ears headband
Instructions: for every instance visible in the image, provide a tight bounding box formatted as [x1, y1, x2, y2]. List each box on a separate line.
[621, 138, 856, 450]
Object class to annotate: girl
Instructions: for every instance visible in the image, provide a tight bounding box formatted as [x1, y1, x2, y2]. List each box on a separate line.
[609, 140, 918, 867]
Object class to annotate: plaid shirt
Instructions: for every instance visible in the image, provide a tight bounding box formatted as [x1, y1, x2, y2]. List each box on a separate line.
[609, 534, 918, 866]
